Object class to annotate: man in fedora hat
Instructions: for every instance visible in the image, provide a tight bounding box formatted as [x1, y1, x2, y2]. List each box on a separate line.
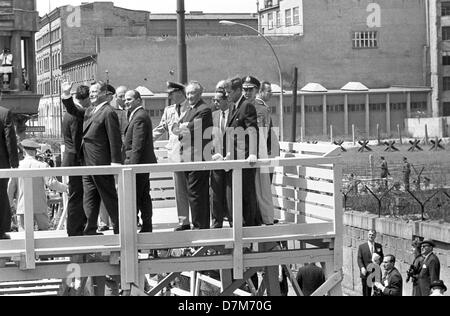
[430, 280, 447, 296]
[8, 140, 67, 232]
[417, 240, 441, 296]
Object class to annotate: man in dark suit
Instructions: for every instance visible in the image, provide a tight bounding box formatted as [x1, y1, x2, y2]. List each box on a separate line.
[374, 254, 403, 296]
[417, 240, 441, 296]
[123, 90, 157, 233]
[210, 85, 232, 229]
[0, 105, 19, 239]
[175, 81, 213, 230]
[62, 85, 90, 237]
[357, 229, 384, 296]
[62, 81, 122, 235]
[224, 77, 260, 227]
[296, 263, 326, 296]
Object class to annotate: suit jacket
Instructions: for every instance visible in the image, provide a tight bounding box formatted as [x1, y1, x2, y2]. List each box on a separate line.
[180, 99, 213, 162]
[226, 96, 258, 160]
[62, 110, 83, 167]
[381, 268, 403, 296]
[418, 253, 440, 296]
[0, 106, 19, 169]
[123, 107, 157, 165]
[63, 96, 122, 166]
[357, 242, 384, 278]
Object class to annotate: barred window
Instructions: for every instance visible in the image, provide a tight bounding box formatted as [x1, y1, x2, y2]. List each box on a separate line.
[444, 77, 450, 91]
[352, 31, 378, 49]
[276, 11, 281, 28]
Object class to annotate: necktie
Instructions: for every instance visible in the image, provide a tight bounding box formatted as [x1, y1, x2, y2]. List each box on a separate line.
[221, 111, 226, 135]
[370, 243, 374, 255]
[176, 104, 181, 118]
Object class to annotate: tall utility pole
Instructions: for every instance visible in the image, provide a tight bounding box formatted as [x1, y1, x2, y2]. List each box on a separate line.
[177, 0, 188, 84]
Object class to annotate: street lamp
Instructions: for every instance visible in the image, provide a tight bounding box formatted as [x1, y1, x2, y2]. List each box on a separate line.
[219, 20, 284, 141]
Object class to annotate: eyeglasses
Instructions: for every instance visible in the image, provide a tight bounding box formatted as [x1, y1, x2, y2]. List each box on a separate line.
[243, 88, 254, 92]
[212, 99, 222, 103]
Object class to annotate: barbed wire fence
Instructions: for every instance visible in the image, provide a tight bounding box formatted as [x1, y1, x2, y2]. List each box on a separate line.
[342, 162, 450, 222]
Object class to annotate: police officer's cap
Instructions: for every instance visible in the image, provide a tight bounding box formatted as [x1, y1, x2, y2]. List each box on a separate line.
[167, 82, 185, 94]
[242, 76, 261, 90]
[21, 139, 40, 150]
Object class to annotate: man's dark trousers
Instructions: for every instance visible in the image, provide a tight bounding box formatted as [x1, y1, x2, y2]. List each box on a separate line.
[362, 278, 372, 297]
[66, 175, 86, 236]
[137, 173, 152, 232]
[83, 175, 119, 235]
[0, 179, 11, 234]
[186, 170, 210, 230]
[211, 170, 229, 229]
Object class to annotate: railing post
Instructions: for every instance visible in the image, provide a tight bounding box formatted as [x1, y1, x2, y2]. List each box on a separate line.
[331, 164, 343, 296]
[232, 168, 243, 280]
[119, 168, 138, 290]
[23, 177, 36, 270]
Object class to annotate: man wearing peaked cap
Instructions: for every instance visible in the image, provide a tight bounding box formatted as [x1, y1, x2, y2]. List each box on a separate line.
[418, 239, 441, 296]
[167, 81, 185, 94]
[153, 81, 191, 231]
[8, 139, 68, 232]
[242, 76, 260, 103]
[20, 139, 41, 150]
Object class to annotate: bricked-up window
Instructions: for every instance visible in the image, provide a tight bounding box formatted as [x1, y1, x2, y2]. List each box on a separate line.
[442, 2, 450, 16]
[276, 10, 281, 28]
[352, 31, 378, 49]
[443, 27, 450, 40]
[268, 12, 274, 30]
[285, 9, 292, 27]
[444, 77, 450, 90]
[293, 7, 300, 25]
[104, 28, 113, 37]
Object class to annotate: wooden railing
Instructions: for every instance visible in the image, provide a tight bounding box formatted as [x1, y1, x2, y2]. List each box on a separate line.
[0, 142, 343, 295]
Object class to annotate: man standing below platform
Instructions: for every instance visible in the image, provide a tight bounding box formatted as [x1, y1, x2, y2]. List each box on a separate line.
[0, 104, 19, 239]
[123, 90, 157, 233]
[357, 229, 384, 296]
[153, 82, 191, 231]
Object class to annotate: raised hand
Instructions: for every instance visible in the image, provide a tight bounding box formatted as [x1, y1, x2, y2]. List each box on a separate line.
[61, 80, 74, 96]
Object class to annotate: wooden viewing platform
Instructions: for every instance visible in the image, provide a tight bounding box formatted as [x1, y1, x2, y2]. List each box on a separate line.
[0, 142, 343, 296]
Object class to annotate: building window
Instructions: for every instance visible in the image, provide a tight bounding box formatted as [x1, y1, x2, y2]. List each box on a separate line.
[285, 9, 292, 27]
[443, 27, 450, 40]
[442, 2, 450, 16]
[293, 7, 300, 25]
[443, 55, 450, 65]
[104, 28, 113, 37]
[268, 12, 274, 30]
[352, 31, 378, 49]
[444, 77, 450, 90]
[276, 10, 281, 28]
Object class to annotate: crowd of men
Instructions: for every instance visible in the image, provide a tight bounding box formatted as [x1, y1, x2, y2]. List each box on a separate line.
[0, 74, 279, 239]
[357, 229, 446, 296]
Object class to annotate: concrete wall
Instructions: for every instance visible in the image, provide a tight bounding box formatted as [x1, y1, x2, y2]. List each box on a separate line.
[343, 211, 450, 296]
[405, 117, 448, 138]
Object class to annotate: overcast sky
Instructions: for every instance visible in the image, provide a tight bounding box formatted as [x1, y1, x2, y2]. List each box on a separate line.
[37, 0, 258, 16]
